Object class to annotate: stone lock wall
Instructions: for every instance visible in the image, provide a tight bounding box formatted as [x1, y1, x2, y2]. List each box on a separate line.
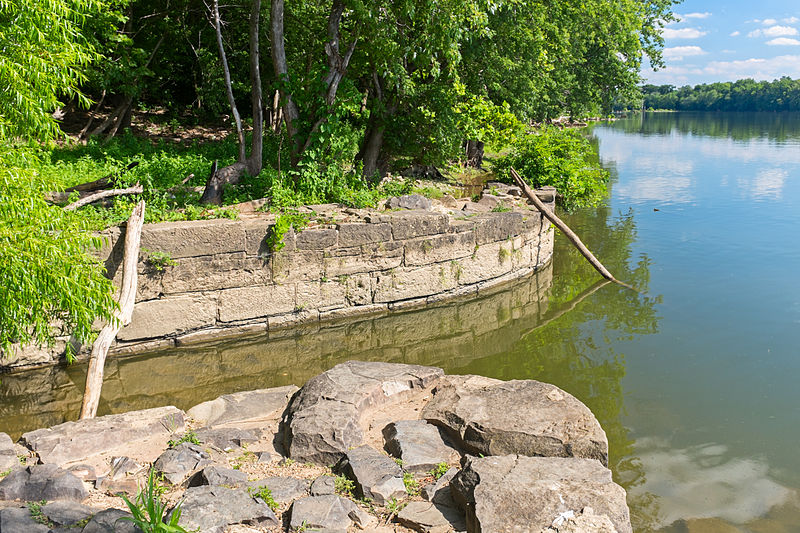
[6, 201, 554, 368]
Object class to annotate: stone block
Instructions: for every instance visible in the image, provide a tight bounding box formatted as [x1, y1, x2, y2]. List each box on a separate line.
[161, 252, 270, 294]
[373, 263, 459, 303]
[218, 284, 296, 323]
[474, 211, 524, 244]
[118, 295, 217, 340]
[296, 228, 337, 250]
[404, 232, 476, 266]
[323, 242, 403, 277]
[337, 222, 392, 247]
[241, 218, 275, 256]
[186, 385, 298, 426]
[453, 241, 514, 286]
[272, 249, 324, 283]
[337, 445, 406, 505]
[140, 219, 245, 258]
[390, 211, 449, 240]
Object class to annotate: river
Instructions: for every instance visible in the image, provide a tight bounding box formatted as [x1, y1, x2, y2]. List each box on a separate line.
[2, 112, 799, 531]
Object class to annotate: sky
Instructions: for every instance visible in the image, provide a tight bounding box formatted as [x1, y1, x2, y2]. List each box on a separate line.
[641, 0, 800, 86]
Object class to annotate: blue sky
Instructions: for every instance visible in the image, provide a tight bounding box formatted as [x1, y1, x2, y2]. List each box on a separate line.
[642, 0, 800, 86]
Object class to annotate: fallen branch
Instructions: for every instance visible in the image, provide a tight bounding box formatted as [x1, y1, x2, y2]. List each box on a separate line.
[64, 183, 143, 211]
[80, 200, 146, 419]
[65, 162, 140, 193]
[510, 167, 636, 291]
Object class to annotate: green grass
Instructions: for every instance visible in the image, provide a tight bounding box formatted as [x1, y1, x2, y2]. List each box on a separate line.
[247, 485, 279, 512]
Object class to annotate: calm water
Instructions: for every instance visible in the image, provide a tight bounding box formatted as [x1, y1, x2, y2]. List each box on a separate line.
[3, 112, 800, 531]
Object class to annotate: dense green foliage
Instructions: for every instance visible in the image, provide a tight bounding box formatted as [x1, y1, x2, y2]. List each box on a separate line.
[121, 469, 189, 533]
[640, 78, 800, 111]
[495, 128, 609, 211]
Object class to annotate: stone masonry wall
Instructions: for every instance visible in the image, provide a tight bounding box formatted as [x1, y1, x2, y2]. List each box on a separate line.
[5, 198, 554, 368]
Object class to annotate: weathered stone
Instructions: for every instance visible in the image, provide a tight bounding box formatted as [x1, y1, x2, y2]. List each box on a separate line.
[404, 232, 476, 267]
[337, 445, 406, 506]
[397, 501, 466, 533]
[67, 464, 97, 482]
[272, 250, 325, 283]
[177, 485, 278, 533]
[81, 508, 138, 533]
[323, 243, 403, 277]
[241, 218, 274, 257]
[542, 506, 619, 533]
[383, 420, 456, 474]
[422, 375, 608, 465]
[139, 219, 245, 259]
[0, 507, 49, 533]
[247, 476, 309, 503]
[95, 457, 143, 491]
[161, 253, 270, 294]
[421, 468, 459, 506]
[153, 442, 211, 485]
[119, 296, 216, 340]
[476, 194, 503, 209]
[284, 361, 444, 465]
[186, 385, 298, 426]
[256, 452, 272, 464]
[0, 464, 88, 502]
[296, 228, 338, 250]
[41, 501, 97, 527]
[20, 406, 185, 465]
[390, 212, 449, 240]
[473, 212, 523, 245]
[336, 223, 393, 248]
[0, 433, 17, 471]
[310, 475, 336, 496]
[217, 284, 296, 323]
[289, 495, 366, 533]
[195, 427, 259, 450]
[373, 263, 459, 303]
[387, 194, 433, 211]
[449, 455, 631, 533]
[189, 465, 248, 488]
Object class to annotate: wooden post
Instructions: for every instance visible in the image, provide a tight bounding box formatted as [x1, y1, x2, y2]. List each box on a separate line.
[80, 200, 146, 419]
[510, 167, 635, 291]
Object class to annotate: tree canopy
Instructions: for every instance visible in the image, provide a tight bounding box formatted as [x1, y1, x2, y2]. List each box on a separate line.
[639, 78, 800, 112]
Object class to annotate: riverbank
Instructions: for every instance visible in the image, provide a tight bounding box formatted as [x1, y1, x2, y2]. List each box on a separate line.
[0, 361, 632, 533]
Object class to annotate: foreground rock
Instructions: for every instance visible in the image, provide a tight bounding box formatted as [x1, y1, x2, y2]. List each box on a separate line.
[187, 385, 298, 426]
[450, 455, 631, 533]
[41, 501, 98, 527]
[0, 464, 87, 502]
[0, 433, 17, 471]
[177, 485, 279, 533]
[290, 494, 375, 532]
[423, 375, 609, 465]
[284, 361, 443, 464]
[153, 442, 211, 485]
[337, 445, 406, 505]
[397, 501, 466, 533]
[383, 420, 456, 473]
[0, 507, 49, 533]
[20, 406, 185, 465]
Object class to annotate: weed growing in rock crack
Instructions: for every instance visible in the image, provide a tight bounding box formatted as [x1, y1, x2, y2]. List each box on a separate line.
[429, 462, 450, 480]
[121, 468, 189, 533]
[491, 204, 511, 212]
[142, 248, 178, 271]
[393, 458, 404, 467]
[0, 468, 10, 478]
[167, 430, 199, 448]
[27, 500, 53, 527]
[403, 472, 419, 496]
[334, 474, 355, 496]
[294, 520, 314, 532]
[248, 485, 279, 512]
[385, 497, 406, 521]
[281, 458, 296, 467]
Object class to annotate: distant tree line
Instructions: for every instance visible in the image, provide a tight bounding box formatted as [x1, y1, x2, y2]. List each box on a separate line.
[639, 77, 800, 112]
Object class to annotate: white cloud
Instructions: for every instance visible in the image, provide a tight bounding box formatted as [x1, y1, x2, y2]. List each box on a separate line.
[784, 17, 800, 24]
[663, 27, 708, 39]
[682, 12, 712, 19]
[663, 46, 707, 60]
[702, 54, 800, 81]
[748, 25, 799, 38]
[762, 18, 778, 25]
[766, 37, 800, 46]
[730, 31, 741, 37]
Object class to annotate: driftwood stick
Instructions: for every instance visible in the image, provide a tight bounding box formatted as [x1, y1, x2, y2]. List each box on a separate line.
[80, 200, 146, 419]
[64, 183, 143, 211]
[64, 162, 140, 193]
[510, 167, 635, 291]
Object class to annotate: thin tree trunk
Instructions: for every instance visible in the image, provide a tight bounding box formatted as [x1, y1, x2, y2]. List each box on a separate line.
[64, 183, 143, 211]
[79, 90, 106, 139]
[213, 0, 246, 163]
[246, 0, 263, 177]
[510, 167, 635, 291]
[270, 0, 301, 163]
[80, 200, 146, 419]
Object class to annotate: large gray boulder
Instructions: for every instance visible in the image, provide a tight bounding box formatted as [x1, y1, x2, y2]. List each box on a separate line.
[177, 485, 278, 533]
[336, 445, 406, 506]
[81, 508, 139, 533]
[19, 406, 184, 465]
[449, 455, 631, 533]
[153, 442, 210, 485]
[397, 501, 466, 533]
[246, 476, 310, 504]
[0, 464, 87, 502]
[0, 433, 17, 472]
[289, 495, 374, 533]
[186, 385, 298, 426]
[284, 361, 443, 465]
[0, 507, 49, 533]
[40, 501, 98, 527]
[383, 420, 457, 473]
[194, 427, 258, 450]
[188, 465, 248, 488]
[422, 375, 608, 465]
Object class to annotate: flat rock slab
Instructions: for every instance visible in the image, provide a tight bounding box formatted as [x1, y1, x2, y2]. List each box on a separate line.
[187, 385, 298, 426]
[310, 475, 336, 496]
[189, 465, 249, 488]
[449, 455, 631, 533]
[397, 501, 466, 533]
[0, 464, 88, 502]
[284, 361, 443, 465]
[383, 420, 457, 473]
[337, 445, 405, 506]
[0, 506, 49, 533]
[20, 406, 185, 465]
[422, 375, 608, 465]
[0, 433, 17, 471]
[195, 427, 259, 450]
[177, 485, 278, 533]
[153, 442, 211, 485]
[290, 495, 372, 533]
[82, 508, 138, 533]
[422, 468, 459, 507]
[247, 476, 309, 503]
[41, 501, 98, 527]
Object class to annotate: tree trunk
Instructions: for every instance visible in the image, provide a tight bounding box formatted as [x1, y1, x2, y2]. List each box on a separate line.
[213, 0, 246, 163]
[246, 0, 263, 177]
[80, 200, 146, 419]
[464, 140, 484, 168]
[200, 162, 247, 205]
[361, 120, 385, 178]
[270, 0, 301, 163]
